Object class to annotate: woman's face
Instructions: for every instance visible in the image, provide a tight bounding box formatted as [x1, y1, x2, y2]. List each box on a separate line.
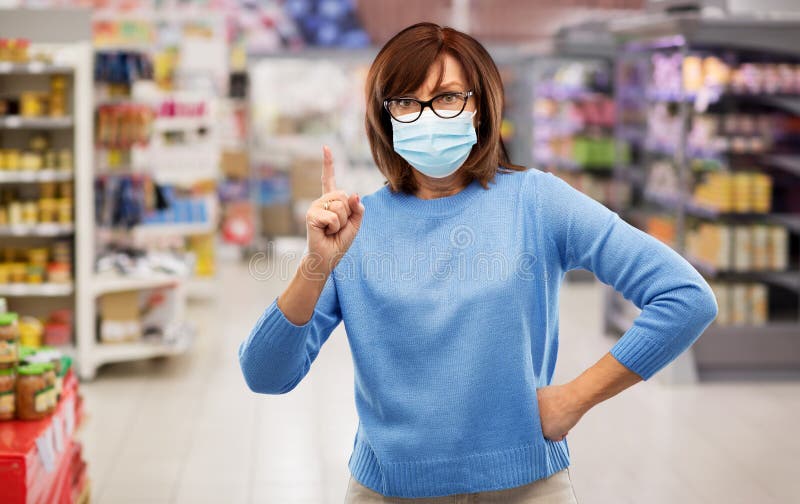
[407, 53, 476, 119]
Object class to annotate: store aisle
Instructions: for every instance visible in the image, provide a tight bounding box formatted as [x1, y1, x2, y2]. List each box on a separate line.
[78, 259, 800, 504]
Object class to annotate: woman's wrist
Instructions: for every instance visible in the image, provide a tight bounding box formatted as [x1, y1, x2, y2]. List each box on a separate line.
[564, 352, 644, 416]
[298, 252, 333, 284]
[276, 255, 331, 326]
[563, 378, 597, 416]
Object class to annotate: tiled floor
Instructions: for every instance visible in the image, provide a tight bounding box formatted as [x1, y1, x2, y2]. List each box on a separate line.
[78, 260, 800, 503]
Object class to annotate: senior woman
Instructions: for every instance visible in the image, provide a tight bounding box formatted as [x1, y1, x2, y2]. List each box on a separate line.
[239, 22, 718, 503]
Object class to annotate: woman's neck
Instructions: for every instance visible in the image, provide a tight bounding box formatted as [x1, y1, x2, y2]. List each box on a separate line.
[412, 170, 470, 200]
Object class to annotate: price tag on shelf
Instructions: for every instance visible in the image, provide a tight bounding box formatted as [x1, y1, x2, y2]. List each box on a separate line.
[35, 427, 56, 473]
[0, 62, 12, 73]
[4, 116, 21, 128]
[28, 61, 45, 73]
[63, 397, 75, 437]
[52, 412, 65, 453]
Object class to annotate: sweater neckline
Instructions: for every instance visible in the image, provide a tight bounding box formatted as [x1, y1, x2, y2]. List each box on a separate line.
[386, 177, 484, 217]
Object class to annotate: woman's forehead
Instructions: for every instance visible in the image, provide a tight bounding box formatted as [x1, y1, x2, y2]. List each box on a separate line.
[412, 54, 467, 97]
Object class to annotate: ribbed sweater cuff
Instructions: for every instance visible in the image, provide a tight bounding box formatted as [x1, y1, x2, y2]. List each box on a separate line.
[610, 326, 675, 381]
[254, 298, 311, 356]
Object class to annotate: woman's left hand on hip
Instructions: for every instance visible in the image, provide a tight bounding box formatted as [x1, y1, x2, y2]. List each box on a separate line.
[536, 384, 586, 442]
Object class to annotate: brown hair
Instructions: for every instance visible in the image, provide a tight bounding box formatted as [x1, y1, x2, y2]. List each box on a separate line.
[365, 22, 526, 194]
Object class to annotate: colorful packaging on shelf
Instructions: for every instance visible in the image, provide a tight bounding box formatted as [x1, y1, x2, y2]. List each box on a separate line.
[15, 363, 50, 421]
[733, 227, 752, 272]
[731, 284, 749, 325]
[769, 226, 788, 270]
[0, 367, 14, 420]
[751, 225, 770, 270]
[0, 312, 19, 369]
[748, 284, 768, 326]
[709, 282, 730, 325]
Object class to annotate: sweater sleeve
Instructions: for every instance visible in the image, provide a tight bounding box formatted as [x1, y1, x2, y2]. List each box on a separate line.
[238, 272, 342, 394]
[532, 171, 718, 380]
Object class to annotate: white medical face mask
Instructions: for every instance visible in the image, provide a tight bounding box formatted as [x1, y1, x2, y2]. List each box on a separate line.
[390, 108, 477, 178]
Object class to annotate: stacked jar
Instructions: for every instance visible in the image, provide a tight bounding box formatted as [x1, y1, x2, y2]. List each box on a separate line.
[0, 313, 19, 421]
[16, 363, 54, 420]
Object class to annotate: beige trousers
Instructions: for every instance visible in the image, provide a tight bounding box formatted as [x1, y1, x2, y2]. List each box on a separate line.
[344, 468, 579, 504]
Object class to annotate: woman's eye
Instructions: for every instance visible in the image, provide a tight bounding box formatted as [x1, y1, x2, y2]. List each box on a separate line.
[437, 94, 459, 104]
[397, 99, 415, 108]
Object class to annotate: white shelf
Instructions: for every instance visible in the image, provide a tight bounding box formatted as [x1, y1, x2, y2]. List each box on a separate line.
[92, 329, 193, 367]
[0, 61, 73, 75]
[153, 170, 218, 185]
[0, 169, 74, 183]
[0, 282, 73, 297]
[0, 223, 74, 236]
[0, 116, 74, 129]
[92, 273, 183, 296]
[132, 221, 216, 238]
[152, 116, 213, 131]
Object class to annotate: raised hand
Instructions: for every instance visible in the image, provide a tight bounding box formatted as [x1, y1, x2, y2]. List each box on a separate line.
[305, 145, 365, 274]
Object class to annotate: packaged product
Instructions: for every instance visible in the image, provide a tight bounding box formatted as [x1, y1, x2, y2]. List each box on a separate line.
[18, 316, 43, 348]
[0, 367, 14, 420]
[15, 363, 50, 420]
[0, 312, 19, 369]
[58, 149, 72, 171]
[748, 284, 768, 326]
[41, 362, 57, 412]
[18, 345, 35, 364]
[28, 348, 63, 399]
[20, 92, 44, 117]
[28, 247, 48, 265]
[733, 227, 752, 272]
[731, 284, 748, 325]
[47, 262, 71, 283]
[57, 198, 72, 224]
[44, 309, 72, 346]
[769, 226, 788, 270]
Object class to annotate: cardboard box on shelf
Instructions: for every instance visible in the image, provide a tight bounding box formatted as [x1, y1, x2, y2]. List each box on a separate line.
[290, 157, 322, 200]
[260, 203, 296, 237]
[99, 291, 141, 343]
[220, 149, 249, 180]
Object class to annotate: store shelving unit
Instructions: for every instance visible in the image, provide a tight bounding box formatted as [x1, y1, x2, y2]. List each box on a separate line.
[77, 61, 202, 379]
[0, 32, 91, 372]
[0, 13, 185, 381]
[607, 14, 800, 381]
[136, 93, 221, 300]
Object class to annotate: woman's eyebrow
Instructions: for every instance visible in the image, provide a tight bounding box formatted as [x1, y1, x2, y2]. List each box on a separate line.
[434, 81, 464, 91]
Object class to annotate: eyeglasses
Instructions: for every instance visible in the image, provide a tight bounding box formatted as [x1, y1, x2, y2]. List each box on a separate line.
[383, 90, 474, 123]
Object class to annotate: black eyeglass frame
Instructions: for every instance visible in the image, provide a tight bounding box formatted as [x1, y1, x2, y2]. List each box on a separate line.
[383, 90, 475, 123]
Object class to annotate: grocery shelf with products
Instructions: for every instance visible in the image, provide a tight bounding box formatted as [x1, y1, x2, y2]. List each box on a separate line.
[0, 13, 91, 503]
[607, 15, 800, 380]
[83, 75, 202, 377]
[532, 57, 631, 209]
[0, 33, 91, 373]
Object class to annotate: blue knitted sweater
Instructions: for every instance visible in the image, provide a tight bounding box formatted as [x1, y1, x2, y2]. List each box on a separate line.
[238, 168, 718, 498]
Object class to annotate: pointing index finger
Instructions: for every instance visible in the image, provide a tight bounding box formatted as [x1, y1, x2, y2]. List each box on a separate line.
[322, 145, 336, 194]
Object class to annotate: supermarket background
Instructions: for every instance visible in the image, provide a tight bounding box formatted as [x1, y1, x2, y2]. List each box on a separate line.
[0, 0, 799, 503]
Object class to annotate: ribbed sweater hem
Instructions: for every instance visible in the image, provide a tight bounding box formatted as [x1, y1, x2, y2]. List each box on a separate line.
[347, 433, 571, 498]
[610, 326, 675, 381]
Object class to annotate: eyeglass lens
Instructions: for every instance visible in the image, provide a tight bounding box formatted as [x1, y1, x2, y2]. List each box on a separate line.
[387, 93, 468, 122]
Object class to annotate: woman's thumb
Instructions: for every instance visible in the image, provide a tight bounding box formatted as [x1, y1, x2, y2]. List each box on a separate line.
[347, 193, 365, 227]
